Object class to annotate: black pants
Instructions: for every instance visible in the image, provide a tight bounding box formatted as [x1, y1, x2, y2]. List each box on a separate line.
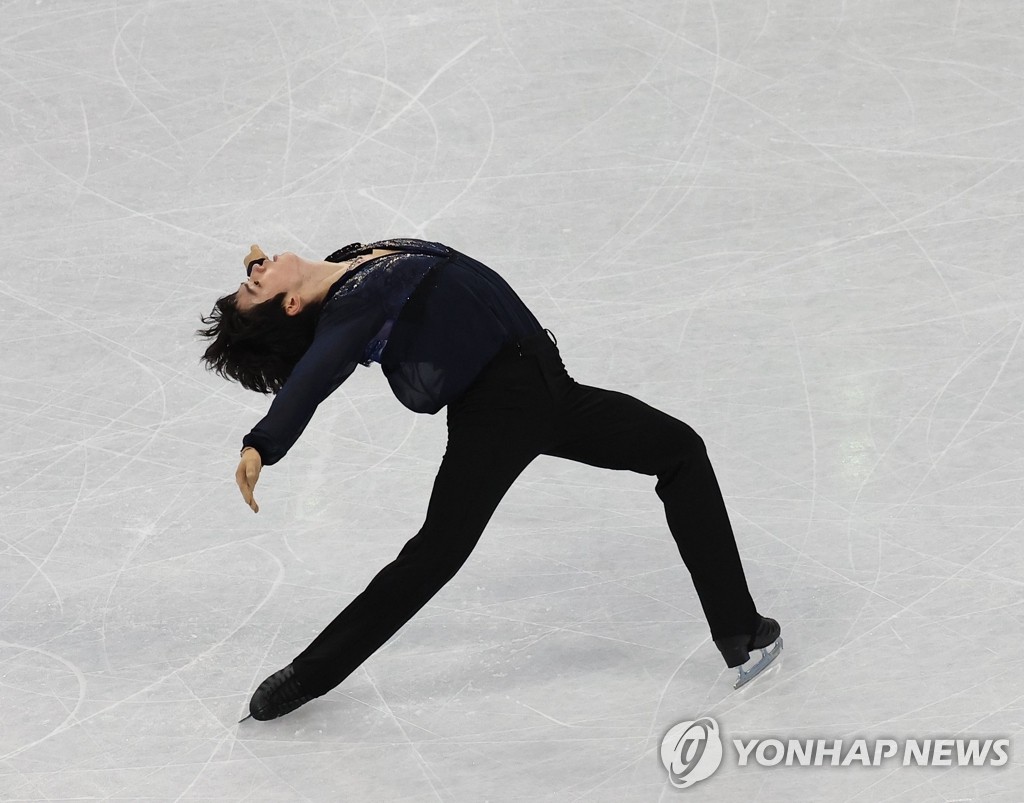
[293, 330, 759, 697]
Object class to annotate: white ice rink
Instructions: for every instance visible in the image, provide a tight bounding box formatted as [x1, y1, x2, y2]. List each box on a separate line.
[2, 1, 1022, 800]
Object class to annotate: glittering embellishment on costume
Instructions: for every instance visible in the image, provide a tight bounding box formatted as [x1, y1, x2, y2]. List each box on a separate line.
[362, 319, 394, 365]
[320, 239, 450, 365]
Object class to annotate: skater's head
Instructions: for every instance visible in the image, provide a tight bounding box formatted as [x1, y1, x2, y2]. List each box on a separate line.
[197, 252, 323, 394]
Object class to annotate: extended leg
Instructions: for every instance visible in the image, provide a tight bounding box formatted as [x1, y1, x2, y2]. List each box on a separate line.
[289, 428, 537, 700]
[544, 382, 760, 642]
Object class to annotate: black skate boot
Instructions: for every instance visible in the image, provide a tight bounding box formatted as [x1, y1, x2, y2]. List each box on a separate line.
[239, 663, 315, 722]
[714, 616, 783, 689]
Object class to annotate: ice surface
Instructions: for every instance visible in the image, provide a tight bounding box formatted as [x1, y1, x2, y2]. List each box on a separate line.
[1, 1, 1022, 800]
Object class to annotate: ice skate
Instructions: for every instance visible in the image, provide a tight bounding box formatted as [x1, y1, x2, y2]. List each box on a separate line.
[714, 616, 783, 689]
[239, 663, 315, 722]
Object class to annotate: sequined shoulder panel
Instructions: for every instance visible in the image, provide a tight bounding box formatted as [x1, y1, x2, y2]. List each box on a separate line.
[321, 239, 450, 306]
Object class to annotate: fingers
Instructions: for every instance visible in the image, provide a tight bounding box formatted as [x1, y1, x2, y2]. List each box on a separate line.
[235, 459, 261, 514]
[244, 244, 268, 275]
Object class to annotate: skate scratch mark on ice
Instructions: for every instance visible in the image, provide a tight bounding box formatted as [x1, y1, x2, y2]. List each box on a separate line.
[97, 485, 190, 673]
[0, 643, 87, 763]
[357, 403, 422, 476]
[809, 140, 1024, 164]
[850, 327, 1007, 508]
[845, 39, 917, 125]
[731, 507, 900, 595]
[557, 2, 721, 282]
[189, 40, 353, 183]
[843, 323, 1012, 605]
[0, 536, 64, 610]
[783, 320, 818, 588]
[1, 5, 109, 50]
[190, 94, 283, 182]
[170, 730, 235, 803]
[959, 688, 1024, 735]
[431, 680, 474, 718]
[0, 521, 67, 616]
[343, 688, 439, 738]
[228, 621, 308, 791]
[357, 188, 424, 235]
[855, 765, 910, 802]
[264, 10, 295, 187]
[417, 86, 497, 232]
[496, 541, 691, 617]
[675, 251, 761, 353]
[710, 439, 825, 509]
[226, 729, 319, 803]
[25, 446, 92, 614]
[811, 148, 1022, 259]
[14, 142, 232, 246]
[361, 671, 448, 801]
[0, 374, 203, 490]
[866, 675, 1016, 739]
[1, 543, 284, 758]
[899, 321, 1022, 517]
[644, 53, 969, 328]
[70, 100, 92, 210]
[0, 278, 256, 508]
[111, 10, 181, 146]
[517, 700, 576, 728]
[238, 620, 285, 733]
[450, 563, 683, 655]
[575, 638, 710, 801]
[751, 601, 1000, 718]
[895, 516, 1024, 624]
[448, 607, 669, 657]
[492, 1, 530, 74]
[0, 431, 91, 617]
[610, 1, 723, 260]
[276, 36, 486, 207]
[376, 3, 437, 236]
[3, 282, 213, 534]
[888, 623, 907, 651]
[191, 0, 385, 183]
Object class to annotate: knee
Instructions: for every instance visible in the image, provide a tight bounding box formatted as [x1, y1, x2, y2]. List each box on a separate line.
[673, 422, 708, 462]
[655, 424, 709, 484]
[396, 532, 476, 589]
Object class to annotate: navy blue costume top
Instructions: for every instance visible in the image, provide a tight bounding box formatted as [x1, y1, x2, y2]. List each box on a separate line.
[242, 238, 543, 465]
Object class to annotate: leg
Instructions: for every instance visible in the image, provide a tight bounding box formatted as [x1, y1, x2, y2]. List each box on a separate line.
[543, 381, 759, 641]
[292, 426, 537, 697]
[289, 352, 550, 700]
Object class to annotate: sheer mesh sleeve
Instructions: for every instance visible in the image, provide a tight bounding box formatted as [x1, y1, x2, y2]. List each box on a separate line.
[241, 293, 385, 466]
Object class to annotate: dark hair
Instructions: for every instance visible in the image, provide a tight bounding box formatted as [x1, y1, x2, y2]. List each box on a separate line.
[197, 291, 323, 394]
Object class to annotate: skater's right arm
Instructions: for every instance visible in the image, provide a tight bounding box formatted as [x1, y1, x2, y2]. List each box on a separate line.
[240, 292, 385, 468]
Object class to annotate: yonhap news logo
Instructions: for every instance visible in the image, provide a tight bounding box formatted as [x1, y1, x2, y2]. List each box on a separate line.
[660, 717, 1010, 789]
[660, 718, 724, 789]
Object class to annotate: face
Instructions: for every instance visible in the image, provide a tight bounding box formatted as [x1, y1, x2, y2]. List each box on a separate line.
[236, 251, 302, 313]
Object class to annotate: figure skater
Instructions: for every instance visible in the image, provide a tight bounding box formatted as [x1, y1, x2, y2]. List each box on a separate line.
[197, 238, 782, 721]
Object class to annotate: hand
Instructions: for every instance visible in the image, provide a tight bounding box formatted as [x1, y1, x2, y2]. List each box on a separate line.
[244, 244, 268, 274]
[236, 447, 263, 513]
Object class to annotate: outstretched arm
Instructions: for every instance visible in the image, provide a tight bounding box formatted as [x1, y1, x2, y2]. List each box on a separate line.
[236, 292, 384, 509]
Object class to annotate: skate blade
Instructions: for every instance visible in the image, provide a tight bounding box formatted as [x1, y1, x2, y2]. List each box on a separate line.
[238, 714, 252, 724]
[734, 637, 783, 689]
